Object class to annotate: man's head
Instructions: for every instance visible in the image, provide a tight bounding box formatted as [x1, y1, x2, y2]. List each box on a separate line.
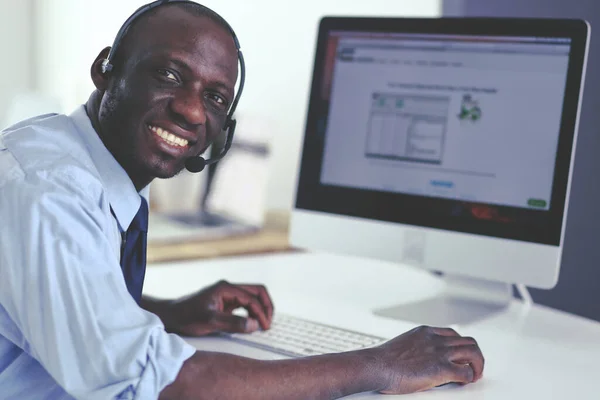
[87, 2, 240, 190]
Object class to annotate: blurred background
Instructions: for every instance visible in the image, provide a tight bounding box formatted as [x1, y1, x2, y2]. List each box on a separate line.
[1, 0, 599, 322]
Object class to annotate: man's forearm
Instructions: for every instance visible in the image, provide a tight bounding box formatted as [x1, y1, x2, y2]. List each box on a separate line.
[160, 350, 385, 400]
[140, 295, 174, 327]
[140, 295, 167, 310]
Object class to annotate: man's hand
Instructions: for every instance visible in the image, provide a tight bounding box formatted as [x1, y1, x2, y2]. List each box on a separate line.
[151, 280, 274, 336]
[373, 325, 484, 394]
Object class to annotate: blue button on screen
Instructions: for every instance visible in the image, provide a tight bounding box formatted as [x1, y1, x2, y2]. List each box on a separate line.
[430, 180, 454, 188]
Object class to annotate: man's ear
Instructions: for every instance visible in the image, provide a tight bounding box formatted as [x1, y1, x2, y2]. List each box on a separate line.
[90, 47, 112, 91]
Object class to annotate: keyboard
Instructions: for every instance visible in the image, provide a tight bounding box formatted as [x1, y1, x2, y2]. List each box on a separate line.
[225, 313, 387, 357]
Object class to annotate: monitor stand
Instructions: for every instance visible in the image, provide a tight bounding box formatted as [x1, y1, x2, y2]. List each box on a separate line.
[373, 274, 513, 326]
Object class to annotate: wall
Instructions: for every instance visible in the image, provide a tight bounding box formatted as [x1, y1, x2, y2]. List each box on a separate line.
[443, 0, 600, 322]
[32, 0, 442, 210]
[0, 0, 34, 125]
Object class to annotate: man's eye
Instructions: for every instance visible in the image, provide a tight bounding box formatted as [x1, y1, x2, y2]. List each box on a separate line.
[157, 69, 178, 82]
[208, 93, 227, 106]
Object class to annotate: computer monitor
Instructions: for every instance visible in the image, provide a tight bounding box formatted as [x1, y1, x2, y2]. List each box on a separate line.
[290, 17, 589, 326]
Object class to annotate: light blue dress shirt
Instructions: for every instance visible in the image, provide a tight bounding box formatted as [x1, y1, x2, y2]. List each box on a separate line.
[0, 106, 196, 399]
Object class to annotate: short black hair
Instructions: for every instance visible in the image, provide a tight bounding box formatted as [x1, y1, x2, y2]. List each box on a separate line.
[111, 2, 236, 73]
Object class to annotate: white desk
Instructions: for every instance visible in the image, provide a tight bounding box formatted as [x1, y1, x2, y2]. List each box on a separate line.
[144, 252, 600, 399]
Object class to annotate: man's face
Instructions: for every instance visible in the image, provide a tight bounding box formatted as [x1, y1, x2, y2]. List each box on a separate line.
[96, 8, 238, 181]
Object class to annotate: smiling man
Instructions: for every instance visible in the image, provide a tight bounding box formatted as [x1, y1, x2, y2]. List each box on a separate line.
[0, 1, 484, 399]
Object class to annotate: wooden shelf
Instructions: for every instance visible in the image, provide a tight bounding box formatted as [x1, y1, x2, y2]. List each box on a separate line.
[147, 210, 295, 264]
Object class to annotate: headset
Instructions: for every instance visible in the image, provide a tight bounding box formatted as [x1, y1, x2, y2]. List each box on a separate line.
[100, 0, 245, 173]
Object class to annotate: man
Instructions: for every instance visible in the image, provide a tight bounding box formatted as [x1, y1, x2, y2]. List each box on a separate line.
[0, 2, 484, 399]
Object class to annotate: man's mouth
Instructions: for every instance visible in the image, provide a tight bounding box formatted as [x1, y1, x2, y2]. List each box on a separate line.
[148, 125, 189, 147]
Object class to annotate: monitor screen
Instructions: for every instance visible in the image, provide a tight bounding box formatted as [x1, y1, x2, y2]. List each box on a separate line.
[295, 18, 588, 246]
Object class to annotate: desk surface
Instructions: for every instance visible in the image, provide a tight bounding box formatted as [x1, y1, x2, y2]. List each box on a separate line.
[144, 252, 600, 399]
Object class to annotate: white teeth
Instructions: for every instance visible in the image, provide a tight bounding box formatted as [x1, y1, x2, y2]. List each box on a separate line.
[149, 125, 189, 147]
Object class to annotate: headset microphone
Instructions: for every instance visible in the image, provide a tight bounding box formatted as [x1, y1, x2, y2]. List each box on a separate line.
[101, 0, 245, 174]
[184, 156, 206, 173]
[184, 120, 237, 172]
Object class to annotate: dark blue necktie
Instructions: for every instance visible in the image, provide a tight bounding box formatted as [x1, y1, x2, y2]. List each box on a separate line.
[120, 197, 148, 304]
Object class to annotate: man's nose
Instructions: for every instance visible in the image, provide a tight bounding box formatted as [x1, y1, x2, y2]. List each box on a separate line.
[170, 89, 207, 127]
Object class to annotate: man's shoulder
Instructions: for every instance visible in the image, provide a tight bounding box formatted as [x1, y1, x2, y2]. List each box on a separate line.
[2, 112, 63, 132]
[0, 113, 105, 204]
[2, 112, 90, 165]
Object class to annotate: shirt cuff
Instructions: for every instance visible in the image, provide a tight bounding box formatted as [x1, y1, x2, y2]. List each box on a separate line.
[128, 331, 196, 400]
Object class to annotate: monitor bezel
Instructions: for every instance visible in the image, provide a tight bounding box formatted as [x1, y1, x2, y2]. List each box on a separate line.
[294, 17, 589, 246]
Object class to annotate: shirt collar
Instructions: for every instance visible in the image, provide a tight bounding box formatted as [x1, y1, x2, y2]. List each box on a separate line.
[69, 105, 149, 232]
